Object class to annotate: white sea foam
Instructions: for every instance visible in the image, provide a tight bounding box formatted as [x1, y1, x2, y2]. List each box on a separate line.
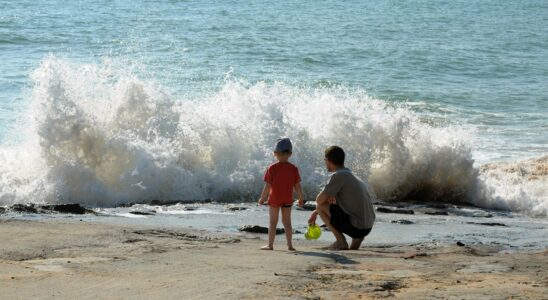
[0, 57, 545, 216]
[476, 156, 547, 216]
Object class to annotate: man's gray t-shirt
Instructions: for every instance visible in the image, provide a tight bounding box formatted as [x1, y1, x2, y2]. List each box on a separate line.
[321, 168, 375, 230]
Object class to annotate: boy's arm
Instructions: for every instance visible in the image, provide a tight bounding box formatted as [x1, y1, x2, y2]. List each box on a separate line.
[294, 183, 304, 207]
[258, 183, 271, 205]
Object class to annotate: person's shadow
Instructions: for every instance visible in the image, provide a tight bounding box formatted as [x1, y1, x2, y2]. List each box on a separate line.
[292, 251, 358, 264]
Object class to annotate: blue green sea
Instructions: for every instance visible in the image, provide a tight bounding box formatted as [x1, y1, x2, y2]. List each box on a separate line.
[0, 0, 546, 216]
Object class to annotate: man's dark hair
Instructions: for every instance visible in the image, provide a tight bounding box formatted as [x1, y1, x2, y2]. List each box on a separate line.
[325, 146, 345, 166]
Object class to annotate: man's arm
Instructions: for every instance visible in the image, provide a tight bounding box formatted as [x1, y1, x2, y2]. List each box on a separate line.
[258, 183, 271, 205]
[308, 192, 335, 224]
[316, 192, 335, 206]
[308, 172, 341, 224]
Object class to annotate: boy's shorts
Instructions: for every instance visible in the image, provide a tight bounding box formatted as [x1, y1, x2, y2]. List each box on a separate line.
[329, 204, 372, 239]
[268, 201, 293, 208]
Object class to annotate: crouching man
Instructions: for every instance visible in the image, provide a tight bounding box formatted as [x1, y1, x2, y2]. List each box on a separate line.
[308, 146, 375, 250]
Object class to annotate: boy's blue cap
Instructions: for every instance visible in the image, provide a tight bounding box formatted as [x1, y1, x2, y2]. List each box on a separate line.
[275, 138, 292, 153]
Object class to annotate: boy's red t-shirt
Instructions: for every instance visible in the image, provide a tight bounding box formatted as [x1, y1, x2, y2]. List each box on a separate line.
[263, 162, 301, 207]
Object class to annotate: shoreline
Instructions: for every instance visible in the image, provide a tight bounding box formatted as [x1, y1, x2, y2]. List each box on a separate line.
[1, 218, 546, 299]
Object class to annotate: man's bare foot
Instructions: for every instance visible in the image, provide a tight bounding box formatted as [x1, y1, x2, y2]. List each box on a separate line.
[260, 245, 273, 250]
[349, 238, 364, 250]
[288, 246, 296, 251]
[327, 241, 348, 251]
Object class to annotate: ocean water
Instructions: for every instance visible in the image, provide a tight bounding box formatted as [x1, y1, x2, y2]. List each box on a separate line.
[0, 1, 546, 215]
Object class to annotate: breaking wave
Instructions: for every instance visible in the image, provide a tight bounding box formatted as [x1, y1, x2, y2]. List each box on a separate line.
[0, 57, 545, 216]
[477, 156, 547, 216]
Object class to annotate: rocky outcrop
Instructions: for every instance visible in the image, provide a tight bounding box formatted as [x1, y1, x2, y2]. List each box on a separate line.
[129, 211, 156, 216]
[239, 225, 284, 234]
[466, 222, 506, 227]
[377, 207, 414, 214]
[10, 204, 38, 213]
[226, 206, 247, 211]
[41, 204, 88, 214]
[391, 219, 415, 225]
[6, 203, 91, 214]
[423, 209, 449, 216]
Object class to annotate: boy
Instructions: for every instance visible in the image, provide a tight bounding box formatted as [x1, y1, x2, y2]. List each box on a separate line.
[258, 138, 304, 250]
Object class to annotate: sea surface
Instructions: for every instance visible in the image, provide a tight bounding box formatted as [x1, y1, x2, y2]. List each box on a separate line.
[0, 1, 546, 216]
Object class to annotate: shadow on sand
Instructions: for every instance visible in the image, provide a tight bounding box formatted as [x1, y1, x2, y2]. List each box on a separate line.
[293, 251, 358, 264]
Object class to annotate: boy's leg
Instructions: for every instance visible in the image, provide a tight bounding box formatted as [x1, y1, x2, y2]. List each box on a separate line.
[281, 206, 294, 250]
[261, 206, 279, 250]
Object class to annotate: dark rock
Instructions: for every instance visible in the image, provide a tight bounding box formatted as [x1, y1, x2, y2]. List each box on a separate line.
[129, 211, 155, 216]
[124, 239, 147, 243]
[153, 199, 213, 206]
[298, 202, 316, 211]
[403, 252, 428, 259]
[456, 241, 465, 247]
[425, 203, 450, 209]
[467, 222, 506, 227]
[226, 206, 247, 211]
[52, 204, 87, 214]
[5, 204, 94, 215]
[377, 280, 402, 291]
[239, 225, 284, 234]
[391, 219, 415, 225]
[376, 207, 392, 213]
[423, 209, 449, 216]
[0, 207, 5, 214]
[318, 224, 331, 231]
[377, 207, 414, 215]
[10, 204, 38, 213]
[38, 204, 89, 214]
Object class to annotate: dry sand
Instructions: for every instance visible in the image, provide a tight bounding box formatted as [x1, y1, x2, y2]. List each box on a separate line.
[0, 219, 546, 299]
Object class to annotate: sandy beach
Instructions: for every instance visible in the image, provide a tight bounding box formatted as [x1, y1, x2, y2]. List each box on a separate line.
[0, 219, 546, 299]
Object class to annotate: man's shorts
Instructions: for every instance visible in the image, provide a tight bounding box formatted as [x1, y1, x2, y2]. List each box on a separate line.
[329, 204, 372, 239]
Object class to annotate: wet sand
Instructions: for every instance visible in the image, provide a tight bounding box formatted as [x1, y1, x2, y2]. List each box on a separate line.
[0, 219, 546, 299]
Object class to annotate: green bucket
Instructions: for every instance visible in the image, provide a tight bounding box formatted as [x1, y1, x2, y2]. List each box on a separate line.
[304, 224, 322, 240]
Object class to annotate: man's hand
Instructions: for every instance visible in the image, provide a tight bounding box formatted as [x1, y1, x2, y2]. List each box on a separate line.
[298, 198, 304, 207]
[327, 196, 337, 204]
[308, 211, 318, 225]
[258, 198, 265, 206]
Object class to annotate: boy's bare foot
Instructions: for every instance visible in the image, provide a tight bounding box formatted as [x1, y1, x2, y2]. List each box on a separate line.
[327, 241, 348, 251]
[288, 246, 296, 251]
[260, 245, 273, 250]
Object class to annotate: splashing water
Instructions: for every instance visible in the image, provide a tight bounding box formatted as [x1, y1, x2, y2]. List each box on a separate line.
[0, 57, 545, 216]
